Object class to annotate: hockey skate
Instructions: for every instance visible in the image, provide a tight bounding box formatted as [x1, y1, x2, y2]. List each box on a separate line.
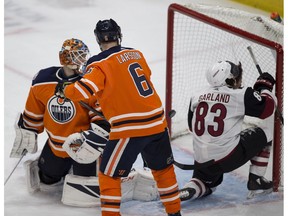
[247, 173, 273, 199]
[179, 188, 196, 201]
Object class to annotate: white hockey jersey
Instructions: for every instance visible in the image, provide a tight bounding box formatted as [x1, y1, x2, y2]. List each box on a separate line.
[189, 85, 275, 163]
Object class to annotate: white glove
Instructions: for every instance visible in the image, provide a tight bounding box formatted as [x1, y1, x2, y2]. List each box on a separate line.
[63, 130, 107, 164]
[10, 113, 38, 158]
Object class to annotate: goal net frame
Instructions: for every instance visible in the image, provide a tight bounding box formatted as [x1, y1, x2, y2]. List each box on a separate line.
[165, 3, 283, 191]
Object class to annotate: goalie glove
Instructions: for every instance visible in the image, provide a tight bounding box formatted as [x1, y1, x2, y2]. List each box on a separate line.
[10, 113, 38, 158]
[63, 130, 107, 164]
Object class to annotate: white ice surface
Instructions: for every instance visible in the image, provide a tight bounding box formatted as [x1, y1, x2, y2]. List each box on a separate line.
[4, 0, 284, 215]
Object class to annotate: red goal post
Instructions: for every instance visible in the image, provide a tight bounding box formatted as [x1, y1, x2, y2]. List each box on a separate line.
[165, 3, 283, 191]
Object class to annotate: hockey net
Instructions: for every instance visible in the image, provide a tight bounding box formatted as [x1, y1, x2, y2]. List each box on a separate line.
[166, 3, 283, 191]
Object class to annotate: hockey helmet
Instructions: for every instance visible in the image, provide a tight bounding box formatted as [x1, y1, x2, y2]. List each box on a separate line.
[59, 38, 90, 73]
[206, 61, 242, 87]
[94, 19, 122, 44]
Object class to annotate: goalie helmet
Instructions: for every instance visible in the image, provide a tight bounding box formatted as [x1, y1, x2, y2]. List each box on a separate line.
[94, 19, 122, 44]
[206, 61, 242, 87]
[59, 38, 90, 73]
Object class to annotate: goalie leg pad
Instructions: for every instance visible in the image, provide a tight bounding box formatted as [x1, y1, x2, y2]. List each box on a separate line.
[121, 168, 159, 202]
[121, 170, 136, 202]
[132, 168, 159, 201]
[61, 174, 101, 207]
[25, 159, 40, 193]
[25, 158, 63, 194]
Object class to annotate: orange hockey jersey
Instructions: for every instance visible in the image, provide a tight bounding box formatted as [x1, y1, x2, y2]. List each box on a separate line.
[23, 67, 103, 158]
[64, 46, 167, 140]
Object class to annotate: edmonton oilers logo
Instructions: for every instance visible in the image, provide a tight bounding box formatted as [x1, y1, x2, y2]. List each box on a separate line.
[48, 96, 76, 123]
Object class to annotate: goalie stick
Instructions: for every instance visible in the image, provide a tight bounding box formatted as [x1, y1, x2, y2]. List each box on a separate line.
[247, 46, 284, 125]
[5, 149, 27, 185]
[79, 100, 107, 121]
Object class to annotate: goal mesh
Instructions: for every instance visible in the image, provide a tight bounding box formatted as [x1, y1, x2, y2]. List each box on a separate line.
[166, 3, 283, 191]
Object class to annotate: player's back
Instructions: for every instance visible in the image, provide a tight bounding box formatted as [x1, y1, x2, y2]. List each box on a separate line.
[85, 46, 167, 139]
[190, 85, 247, 162]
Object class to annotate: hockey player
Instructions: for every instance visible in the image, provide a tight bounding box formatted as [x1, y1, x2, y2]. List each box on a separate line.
[180, 60, 277, 202]
[55, 19, 181, 216]
[10, 38, 158, 207]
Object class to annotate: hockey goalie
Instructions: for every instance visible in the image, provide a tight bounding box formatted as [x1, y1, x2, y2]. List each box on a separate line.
[11, 121, 159, 207]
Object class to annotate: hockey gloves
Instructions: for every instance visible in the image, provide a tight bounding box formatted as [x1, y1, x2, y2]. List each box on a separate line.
[10, 113, 38, 158]
[253, 72, 275, 92]
[63, 130, 108, 164]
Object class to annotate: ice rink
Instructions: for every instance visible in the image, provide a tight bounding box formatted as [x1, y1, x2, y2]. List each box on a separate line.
[4, 0, 284, 215]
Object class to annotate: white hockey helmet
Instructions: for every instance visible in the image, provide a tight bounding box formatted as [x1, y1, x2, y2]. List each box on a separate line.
[206, 61, 240, 87]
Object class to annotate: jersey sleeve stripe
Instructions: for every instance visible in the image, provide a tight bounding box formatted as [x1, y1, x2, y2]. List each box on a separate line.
[78, 79, 95, 95]
[75, 83, 89, 99]
[24, 109, 44, 118]
[109, 107, 164, 123]
[259, 97, 275, 119]
[81, 78, 99, 93]
[23, 119, 43, 127]
[110, 116, 165, 133]
[112, 110, 164, 126]
[23, 112, 43, 122]
[46, 128, 67, 141]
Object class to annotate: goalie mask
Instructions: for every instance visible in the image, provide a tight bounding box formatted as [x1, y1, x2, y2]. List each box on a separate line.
[59, 38, 90, 74]
[206, 61, 242, 87]
[94, 19, 122, 44]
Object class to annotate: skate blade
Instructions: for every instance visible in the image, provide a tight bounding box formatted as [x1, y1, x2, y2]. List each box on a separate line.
[247, 188, 273, 199]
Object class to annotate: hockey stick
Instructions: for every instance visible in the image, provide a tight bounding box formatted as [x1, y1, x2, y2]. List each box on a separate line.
[247, 46, 284, 125]
[173, 159, 215, 170]
[167, 109, 216, 170]
[5, 149, 27, 185]
[79, 100, 107, 121]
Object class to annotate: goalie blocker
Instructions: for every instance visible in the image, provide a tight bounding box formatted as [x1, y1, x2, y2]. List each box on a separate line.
[62, 168, 159, 207]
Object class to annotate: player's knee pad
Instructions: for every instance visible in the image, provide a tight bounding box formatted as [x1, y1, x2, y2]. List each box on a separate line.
[61, 174, 101, 207]
[243, 116, 273, 143]
[121, 168, 159, 202]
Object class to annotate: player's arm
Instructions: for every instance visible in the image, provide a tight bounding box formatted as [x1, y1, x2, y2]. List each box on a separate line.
[55, 65, 104, 102]
[244, 72, 277, 119]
